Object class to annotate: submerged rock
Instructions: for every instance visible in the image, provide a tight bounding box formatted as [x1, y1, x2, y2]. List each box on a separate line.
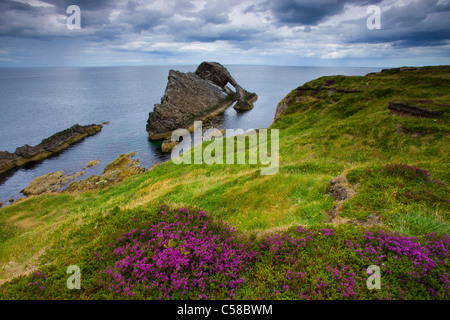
[0, 124, 104, 175]
[83, 160, 100, 169]
[146, 62, 257, 140]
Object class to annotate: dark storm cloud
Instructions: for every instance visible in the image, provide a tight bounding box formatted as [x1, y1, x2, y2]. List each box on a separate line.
[43, 0, 123, 28]
[381, 0, 450, 29]
[180, 28, 255, 43]
[347, 0, 450, 47]
[0, 0, 124, 37]
[0, 1, 53, 37]
[0, 0, 32, 11]
[268, 0, 383, 26]
[198, 0, 233, 25]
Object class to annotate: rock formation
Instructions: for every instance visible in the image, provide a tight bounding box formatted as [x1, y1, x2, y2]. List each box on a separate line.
[274, 102, 288, 121]
[327, 174, 358, 221]
[0, 123, 104, 175]
[19, 153, 145, 197]
[21, 170, 85, 196]
[161, 139, 179, 153]
[388, 101, 442, 118]
[83, 160, 100, 170]
[146, 62, 257, 140]
[195, 62, 258, 111]
[64, 152, 145, 193]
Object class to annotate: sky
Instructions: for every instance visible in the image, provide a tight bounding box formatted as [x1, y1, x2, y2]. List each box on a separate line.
[0, 0, 449, 68]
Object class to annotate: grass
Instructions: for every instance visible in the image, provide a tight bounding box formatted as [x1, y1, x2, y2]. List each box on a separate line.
[0, 65, 449, 298]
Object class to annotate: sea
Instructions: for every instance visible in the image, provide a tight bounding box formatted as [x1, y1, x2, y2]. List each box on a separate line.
[0, 65, 381, 205]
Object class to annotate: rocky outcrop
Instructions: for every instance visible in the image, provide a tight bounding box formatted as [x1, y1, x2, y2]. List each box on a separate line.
[274, 102, 288, 121]
[146, 62, 257, 140]
[19, 153, 144, 197]
[234, 92, 258, 111]
[0, 124, 104, 175]
[195, 62, 258, 111]
[327, 174, 358, 221]
[161, 139, 179, 153]
[64, 152, 145, 193]
[388, 101, 442, 118]
[83, 160, 100, 170]
[21, 170, 85, 196]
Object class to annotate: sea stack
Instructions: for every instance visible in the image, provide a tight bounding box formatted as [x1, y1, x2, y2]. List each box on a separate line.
[146, 61, 257, 140]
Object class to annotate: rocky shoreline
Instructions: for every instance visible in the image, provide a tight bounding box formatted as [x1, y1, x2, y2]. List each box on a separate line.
[19, 152, 145, 197]
[2, 61, 259, 200]
[0, 123, 105, 175]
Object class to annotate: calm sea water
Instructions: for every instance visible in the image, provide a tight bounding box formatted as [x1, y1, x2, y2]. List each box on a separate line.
[0, 65, 381, 204]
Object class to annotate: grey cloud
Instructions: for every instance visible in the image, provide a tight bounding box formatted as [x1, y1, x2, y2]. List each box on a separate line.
[198, 0, 233, 25]
[0, 0, 449, 67]
[346, 1, 450, 46]
[41, 0, 117, 12]
[0, 0, 33, 11]
[269, 0, 383, 26]
[381, 0, 449, 29]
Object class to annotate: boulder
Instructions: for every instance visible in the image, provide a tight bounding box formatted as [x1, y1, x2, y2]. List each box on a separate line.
[147, 62, 257, 140]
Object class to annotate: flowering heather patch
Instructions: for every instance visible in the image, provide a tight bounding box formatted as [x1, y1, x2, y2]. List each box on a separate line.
[384, 163, 446, 186]
[248, 225, 450, 300]
[100, 206, 259, 299]
[26, 270, 48, 297]
[1, 206, 449, 300]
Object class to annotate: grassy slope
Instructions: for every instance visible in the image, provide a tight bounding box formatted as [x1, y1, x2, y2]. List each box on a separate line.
[0, 66, 449, 298]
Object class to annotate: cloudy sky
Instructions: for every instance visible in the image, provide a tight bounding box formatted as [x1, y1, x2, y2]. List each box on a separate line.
[0, 0, 449, 67]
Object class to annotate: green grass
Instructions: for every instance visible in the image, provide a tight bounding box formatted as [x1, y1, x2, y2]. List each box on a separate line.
[0, 65, 449, 298]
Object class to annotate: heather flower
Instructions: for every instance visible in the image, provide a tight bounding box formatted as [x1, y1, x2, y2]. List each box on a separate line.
[101, 206, 259, 298]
